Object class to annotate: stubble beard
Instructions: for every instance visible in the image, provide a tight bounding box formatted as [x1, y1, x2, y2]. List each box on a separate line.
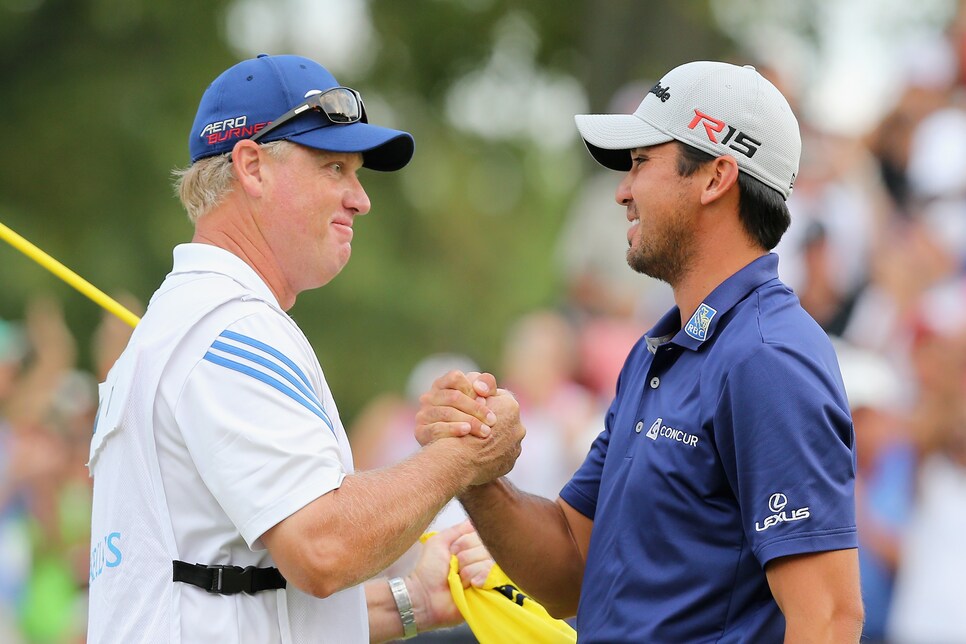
[626, 206, 695, 287]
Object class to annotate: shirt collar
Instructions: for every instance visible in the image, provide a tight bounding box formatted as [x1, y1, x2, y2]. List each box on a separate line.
[644, 253, 781, 353]
[169, 243, 281, 308]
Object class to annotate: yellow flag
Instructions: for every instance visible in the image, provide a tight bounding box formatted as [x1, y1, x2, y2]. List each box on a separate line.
[439, 547, 577, 643]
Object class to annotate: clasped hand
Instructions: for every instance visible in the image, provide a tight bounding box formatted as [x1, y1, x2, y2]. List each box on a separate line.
[414, 370, 526, 487]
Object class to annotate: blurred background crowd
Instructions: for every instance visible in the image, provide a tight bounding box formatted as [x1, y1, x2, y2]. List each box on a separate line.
[3, 0, 966, 642]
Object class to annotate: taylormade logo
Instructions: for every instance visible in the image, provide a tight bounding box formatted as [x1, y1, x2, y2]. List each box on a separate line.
[648, 81, 671, 102]
[644, 417, 699, 448]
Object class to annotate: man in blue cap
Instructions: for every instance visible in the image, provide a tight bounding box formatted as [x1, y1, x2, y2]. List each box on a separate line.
[87, 54, 524, 643]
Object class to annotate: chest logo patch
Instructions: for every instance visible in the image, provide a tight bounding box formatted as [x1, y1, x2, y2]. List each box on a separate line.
[685, 302, 717, 342]
[642, 417, 699, 448]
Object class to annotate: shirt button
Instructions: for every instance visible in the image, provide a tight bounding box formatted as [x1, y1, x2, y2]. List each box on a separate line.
[650, 377, 660, 389]
[635, 421, 644, 433]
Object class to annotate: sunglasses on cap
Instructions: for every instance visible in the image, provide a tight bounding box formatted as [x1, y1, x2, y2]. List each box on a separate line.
[250, 86, 368, 144]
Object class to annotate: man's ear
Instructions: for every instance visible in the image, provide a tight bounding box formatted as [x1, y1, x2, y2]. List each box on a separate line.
[700, 155, 740, 206]
[231, 139, 267, 197]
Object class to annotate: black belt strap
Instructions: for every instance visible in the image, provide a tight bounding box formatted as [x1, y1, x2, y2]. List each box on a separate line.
[172, 560, 287, 595]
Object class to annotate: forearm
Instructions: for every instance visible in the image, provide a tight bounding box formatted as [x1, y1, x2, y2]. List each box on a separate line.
[784, 616, 864, 643]
[270, 438, 473, 596]
[328, 439, 474, 584]
[459, 478, 584, 617]
[768, 549, 864, 644]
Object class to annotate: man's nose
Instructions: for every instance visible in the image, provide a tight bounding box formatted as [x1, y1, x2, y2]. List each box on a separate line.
[346, 176, 371, 215]
[615, 171, 633, 205]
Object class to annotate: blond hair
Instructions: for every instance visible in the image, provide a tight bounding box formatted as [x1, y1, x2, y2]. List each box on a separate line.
[172, 141, 293, 223]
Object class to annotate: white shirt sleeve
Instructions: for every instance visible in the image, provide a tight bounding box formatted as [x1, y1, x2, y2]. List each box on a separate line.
[173, 310, 346, 548]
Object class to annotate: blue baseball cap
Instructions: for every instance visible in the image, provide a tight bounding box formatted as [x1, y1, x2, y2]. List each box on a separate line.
[188, 54, 414, 171]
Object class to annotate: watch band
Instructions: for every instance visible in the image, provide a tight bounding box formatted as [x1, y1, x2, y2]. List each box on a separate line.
[388, 577, 417, 640]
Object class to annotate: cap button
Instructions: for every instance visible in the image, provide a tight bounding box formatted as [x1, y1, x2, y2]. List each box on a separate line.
[743, 64, 757, 71]
[257, 53, 269, 58]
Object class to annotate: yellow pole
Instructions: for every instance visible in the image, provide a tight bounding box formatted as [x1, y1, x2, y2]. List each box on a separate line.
[0, 221, 140, 328]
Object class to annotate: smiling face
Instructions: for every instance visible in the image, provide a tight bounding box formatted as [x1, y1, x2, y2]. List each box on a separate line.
[616, 142, 699, 287]
[259, 145, 371, 295]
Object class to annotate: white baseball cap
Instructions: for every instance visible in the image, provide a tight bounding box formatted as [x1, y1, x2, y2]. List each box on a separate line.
[575, 61, 801, 199]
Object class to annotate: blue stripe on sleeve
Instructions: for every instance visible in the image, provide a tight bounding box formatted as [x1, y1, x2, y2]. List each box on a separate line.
[218, 330, 319, 405]
[210, 340, 325, 415]
[202, 352, 334, 434]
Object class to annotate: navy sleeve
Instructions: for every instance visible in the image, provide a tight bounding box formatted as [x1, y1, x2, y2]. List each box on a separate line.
[713, 343, 858, 565]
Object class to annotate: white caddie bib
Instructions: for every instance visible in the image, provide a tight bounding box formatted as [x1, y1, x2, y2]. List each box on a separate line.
[88, 285, 257, 642]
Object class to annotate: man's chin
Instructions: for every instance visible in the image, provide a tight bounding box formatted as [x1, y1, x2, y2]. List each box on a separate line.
[627, 253, 671, 284]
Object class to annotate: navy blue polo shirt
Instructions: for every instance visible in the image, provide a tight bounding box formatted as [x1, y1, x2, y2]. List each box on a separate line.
[560, 254, 857, 643]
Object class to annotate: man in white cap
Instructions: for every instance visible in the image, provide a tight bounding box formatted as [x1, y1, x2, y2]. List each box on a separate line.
[418, 61, 863, 641]
[87, 54, 524, 643]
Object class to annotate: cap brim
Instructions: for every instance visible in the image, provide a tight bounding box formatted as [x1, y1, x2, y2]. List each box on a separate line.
[574, 114, 674, 171]
[288, 121, 415, 172]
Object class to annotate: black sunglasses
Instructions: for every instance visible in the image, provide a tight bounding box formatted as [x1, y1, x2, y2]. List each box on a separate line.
[250, 87, 368, 143]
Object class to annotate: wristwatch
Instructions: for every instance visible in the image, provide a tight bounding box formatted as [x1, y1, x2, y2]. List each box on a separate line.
[388, 577, 417, 640]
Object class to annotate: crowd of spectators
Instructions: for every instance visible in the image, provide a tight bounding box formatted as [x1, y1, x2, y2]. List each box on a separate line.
[776, 14, 966, 641]
[0, 296, 138, 643]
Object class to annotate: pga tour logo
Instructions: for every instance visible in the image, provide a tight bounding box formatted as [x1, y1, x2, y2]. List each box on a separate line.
[755, 492, 810, 532]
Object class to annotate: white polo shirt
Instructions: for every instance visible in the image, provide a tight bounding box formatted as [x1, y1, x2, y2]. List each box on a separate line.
[88, 243, 367, 643]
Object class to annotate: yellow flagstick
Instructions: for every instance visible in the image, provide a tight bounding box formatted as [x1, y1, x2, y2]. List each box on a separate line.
[0, 221, 140, 328]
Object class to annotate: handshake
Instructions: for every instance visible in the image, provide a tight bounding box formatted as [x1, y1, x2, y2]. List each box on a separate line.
[414, 371, 526, 488]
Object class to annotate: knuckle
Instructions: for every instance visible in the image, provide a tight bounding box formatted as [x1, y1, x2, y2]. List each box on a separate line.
[433, 372, 448, 386]
[442, 389, 463, 406]
[425, 422, 446, 436]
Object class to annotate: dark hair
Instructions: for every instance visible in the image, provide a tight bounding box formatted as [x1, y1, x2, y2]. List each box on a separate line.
[675, 142, 791, 250]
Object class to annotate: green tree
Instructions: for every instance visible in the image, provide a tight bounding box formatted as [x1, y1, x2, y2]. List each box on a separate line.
[0, 0, 728, 421]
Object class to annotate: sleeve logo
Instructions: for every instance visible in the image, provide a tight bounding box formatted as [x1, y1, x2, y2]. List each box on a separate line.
[755, 492, 810, 532]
